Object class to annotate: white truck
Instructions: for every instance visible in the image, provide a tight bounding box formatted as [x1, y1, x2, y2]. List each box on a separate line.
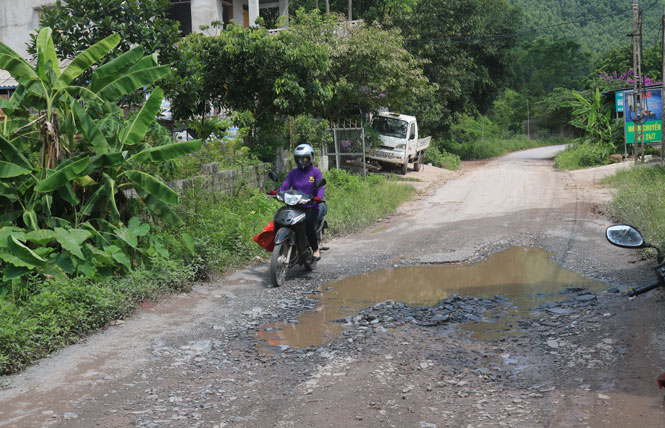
[367, 112, 431, 175]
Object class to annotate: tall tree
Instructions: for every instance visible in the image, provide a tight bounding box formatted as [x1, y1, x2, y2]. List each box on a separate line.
[288, 10, 432, 121]
[27, 0, 181, 78]
[511, 38, 591, 96]
[393, 0, 521, 136]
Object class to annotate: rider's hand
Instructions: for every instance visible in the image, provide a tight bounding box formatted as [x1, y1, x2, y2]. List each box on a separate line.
[313, 196, 322, 203]
[268, 190, 277, 195]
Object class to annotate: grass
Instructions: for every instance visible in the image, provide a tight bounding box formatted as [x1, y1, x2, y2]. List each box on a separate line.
[605, 164, 665, 251]
[324, 169, 415, 235]
[0, 259, 192, 374]
[442, 136, 566, 161]
[555, 143, 611, 170]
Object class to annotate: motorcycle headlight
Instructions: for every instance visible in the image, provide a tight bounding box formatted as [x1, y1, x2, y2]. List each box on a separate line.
[284, 193, 302, 205]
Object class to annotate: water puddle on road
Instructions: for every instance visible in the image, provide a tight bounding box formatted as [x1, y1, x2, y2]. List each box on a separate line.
[257, 247, 608, 351]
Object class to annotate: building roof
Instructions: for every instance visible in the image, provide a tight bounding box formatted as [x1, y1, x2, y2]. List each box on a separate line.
[0, 69, 17, 90]
[0, 58, 73, 90]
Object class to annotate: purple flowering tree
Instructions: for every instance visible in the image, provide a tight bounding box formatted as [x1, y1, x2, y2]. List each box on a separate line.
[596, 69, 661, 91]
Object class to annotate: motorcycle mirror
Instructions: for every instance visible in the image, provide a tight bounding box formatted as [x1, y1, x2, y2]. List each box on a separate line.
[268, 171, 278, 182]
[606, 224, 645, 248]
[315, 178, 326, 188]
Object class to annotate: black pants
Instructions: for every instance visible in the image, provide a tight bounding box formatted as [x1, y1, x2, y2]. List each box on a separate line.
[304, 207, 320, 252]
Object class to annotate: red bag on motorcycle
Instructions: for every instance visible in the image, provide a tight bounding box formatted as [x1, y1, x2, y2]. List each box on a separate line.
[253, 221, 276, 252]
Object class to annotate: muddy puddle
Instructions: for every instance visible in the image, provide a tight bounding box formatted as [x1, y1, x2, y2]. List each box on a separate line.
[257, 247, 608, 350]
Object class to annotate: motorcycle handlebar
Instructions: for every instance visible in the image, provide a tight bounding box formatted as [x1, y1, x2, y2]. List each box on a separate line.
[628, 278, 664, 297]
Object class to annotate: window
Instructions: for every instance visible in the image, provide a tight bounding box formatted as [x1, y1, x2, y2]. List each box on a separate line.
[168, 0, 192, 35]
[372, 117, 408, 139]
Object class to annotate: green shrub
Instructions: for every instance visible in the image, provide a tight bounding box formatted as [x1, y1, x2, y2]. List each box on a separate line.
[555, 143, 611, 170]
[439, 133, 559, 161]
[606, 165, 665, 252]
[424, 146, 461, 170]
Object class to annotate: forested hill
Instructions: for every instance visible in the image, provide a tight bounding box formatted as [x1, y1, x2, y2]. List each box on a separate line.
[509, 0, 664, 56]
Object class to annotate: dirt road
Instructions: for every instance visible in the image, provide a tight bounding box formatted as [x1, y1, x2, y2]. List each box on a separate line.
[2, 145, 665, 428]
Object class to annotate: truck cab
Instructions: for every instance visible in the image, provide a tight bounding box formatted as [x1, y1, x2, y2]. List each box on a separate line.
[368, 112, 430, 174]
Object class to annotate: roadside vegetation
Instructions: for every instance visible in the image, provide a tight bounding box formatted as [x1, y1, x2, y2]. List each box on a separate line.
[0, 168, 413, 374]
[605, 166, 665, 253]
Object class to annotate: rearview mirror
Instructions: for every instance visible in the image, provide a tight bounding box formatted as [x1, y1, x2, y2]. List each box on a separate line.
[315, 178, 326, 188]
[268, 171, 278, 182]
[606, 224, 645, 248]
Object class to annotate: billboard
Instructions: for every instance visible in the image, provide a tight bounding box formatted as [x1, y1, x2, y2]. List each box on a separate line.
[624, 88, 662, 144]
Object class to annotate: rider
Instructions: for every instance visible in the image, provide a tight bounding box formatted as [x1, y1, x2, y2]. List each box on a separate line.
[278, 144, 325, 261]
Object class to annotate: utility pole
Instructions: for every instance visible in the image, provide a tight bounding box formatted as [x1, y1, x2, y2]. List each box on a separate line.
[526, 99, 530, 139]
[632, 0, 645, 162]
[348, 0, 352, 20]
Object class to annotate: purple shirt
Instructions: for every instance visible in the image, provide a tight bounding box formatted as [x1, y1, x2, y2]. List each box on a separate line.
[280, 166, 325, 208]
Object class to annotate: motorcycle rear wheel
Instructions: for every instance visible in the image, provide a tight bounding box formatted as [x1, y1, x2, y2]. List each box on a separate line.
[269, 243, 290, 287]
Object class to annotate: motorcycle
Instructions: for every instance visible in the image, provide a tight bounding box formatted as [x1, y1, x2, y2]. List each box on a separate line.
[605, 224, 665, 296]
[267, 172, 327, 287]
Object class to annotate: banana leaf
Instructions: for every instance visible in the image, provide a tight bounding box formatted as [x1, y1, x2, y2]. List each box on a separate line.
[104, 174, 120, 220]
[133, 184, 183, 226]
[120, 87, 163, 146]
[57, 183, 80, 205]
[96, 66, 170, 102]
[6, 235, 47, 267]
[89, 46, 144, 92]
[72, 100, 110, 153]
[0, 54, 39, 87]
[0, 135, 32, 170]
[130, 140, 202, 163]
[36, 28, 60, 84]
[123, 170, 178, 205]
[0, 160, 32, 178]
[79, 184, 108, 217]
[35, 157, 89, 192]
[54, 33, 121, 90]
[84, 152, 128, 175]
[128, 53, 159, 73]
[0, 42, 32, 68]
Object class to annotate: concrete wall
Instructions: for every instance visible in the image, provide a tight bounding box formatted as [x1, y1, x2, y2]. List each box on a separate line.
[169, 163, 269, 195]
[0, 0, 47, 58]
[191, 0, 224, 33]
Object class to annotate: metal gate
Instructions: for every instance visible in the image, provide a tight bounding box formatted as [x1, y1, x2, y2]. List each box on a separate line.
[322, 119, 366, 178]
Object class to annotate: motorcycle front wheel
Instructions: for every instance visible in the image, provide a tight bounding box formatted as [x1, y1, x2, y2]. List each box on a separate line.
[269, 243, 290, 287]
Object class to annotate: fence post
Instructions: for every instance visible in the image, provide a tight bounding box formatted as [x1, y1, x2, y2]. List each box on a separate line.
[333, 128, 341, 170]
[361, 121, 366, 179]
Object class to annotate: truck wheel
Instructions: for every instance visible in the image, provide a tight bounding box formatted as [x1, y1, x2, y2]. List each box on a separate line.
[400, 161, 408, 175]
[413, 154, 423, 172]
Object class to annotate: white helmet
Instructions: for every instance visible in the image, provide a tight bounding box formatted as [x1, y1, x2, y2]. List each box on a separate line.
[294, 144, 314, 169]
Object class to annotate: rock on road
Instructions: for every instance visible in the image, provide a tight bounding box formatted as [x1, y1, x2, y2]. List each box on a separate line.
[1, 145, 665, 428]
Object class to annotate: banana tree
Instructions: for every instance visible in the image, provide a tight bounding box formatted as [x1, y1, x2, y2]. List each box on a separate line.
[0, 28, 201, 295]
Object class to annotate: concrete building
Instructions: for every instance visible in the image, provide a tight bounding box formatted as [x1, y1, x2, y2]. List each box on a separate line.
[0, 0, 46, 58]
[169, 0, 288, 33]
[0, 0, 289, 59]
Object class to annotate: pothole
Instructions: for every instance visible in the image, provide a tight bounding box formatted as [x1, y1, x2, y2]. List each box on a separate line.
[257, 246, 608, 350]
